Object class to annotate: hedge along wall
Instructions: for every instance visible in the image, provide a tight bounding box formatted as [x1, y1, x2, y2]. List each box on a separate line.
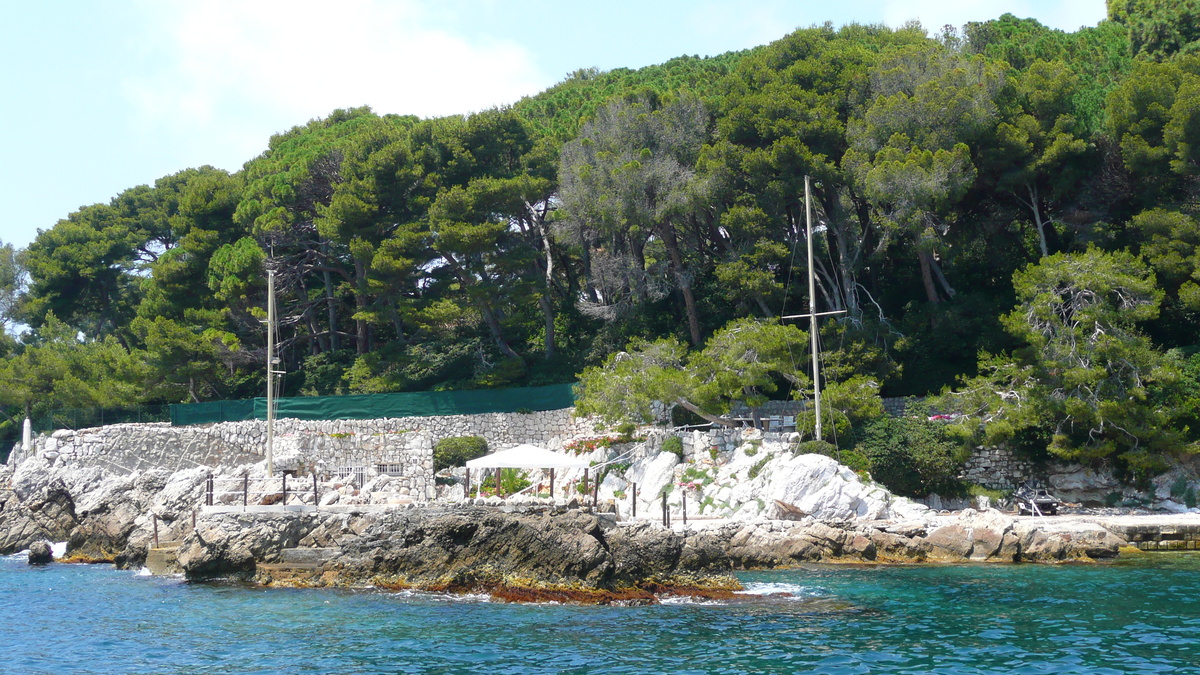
[170, 383, 576, 426]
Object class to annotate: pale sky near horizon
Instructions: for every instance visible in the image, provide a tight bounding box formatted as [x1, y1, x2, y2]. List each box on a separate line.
[0, 0, 1107, 250]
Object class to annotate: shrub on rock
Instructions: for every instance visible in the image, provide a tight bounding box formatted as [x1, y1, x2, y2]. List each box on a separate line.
[434, 436, 489, 471]
[661, 436, 684, 461]
[793, 440, 872, 475]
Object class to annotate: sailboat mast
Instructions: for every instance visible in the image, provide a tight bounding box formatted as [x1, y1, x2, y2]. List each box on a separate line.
[266, 267, 276, 477]
[805, 176, 823, 441]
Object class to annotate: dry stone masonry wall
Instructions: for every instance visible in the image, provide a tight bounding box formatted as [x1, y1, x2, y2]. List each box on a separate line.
[960, 444, 1036, 490]
[7, 409, 599, 504]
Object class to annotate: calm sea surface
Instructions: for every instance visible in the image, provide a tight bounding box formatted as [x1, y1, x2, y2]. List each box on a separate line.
[2, 553, 1199, 674]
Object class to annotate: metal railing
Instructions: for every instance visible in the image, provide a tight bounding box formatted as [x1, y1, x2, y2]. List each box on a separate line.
[204, 472, 322, 509]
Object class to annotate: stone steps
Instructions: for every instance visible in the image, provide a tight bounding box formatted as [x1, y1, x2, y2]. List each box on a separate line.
[278, 547, 341, 564]
[145, 541, 182, 575]
[1096, 518, 1200, 551]
[256, 548, 341, 585]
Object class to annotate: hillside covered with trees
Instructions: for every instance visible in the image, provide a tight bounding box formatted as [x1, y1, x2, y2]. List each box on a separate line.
[5, 2, 1200, 482]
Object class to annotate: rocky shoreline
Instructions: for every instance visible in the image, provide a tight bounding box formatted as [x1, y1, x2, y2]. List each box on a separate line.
[1, 426, 1191, 604]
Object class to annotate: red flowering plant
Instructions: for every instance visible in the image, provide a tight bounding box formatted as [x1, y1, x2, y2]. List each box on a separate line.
[563, 435, 624, 455]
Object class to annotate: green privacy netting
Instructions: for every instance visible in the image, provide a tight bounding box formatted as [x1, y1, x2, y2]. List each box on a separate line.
[169, 383, 576, 426]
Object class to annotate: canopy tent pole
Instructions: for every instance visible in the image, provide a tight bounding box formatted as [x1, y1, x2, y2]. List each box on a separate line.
[549, 468, 555, 498]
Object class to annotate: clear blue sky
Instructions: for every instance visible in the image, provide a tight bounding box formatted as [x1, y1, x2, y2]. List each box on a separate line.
[0, 0, 1107, 250]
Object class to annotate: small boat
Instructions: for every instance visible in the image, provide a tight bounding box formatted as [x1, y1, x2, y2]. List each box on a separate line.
[1014, 484, 1059, 516]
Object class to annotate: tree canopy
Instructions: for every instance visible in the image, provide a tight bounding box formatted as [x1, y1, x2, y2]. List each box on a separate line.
[7, 15, 1200, 476]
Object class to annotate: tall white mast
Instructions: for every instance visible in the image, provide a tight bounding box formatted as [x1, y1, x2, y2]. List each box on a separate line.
[782, 176, 843, 441]
[805, 176, 823, 441]
[265, 267, 277, 477]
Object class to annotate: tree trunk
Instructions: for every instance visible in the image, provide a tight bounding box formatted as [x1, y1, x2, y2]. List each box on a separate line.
[386, 298, 407, 346]
[320, 242, 340, 352]
[631, 237, 648, 302]
[660, 221, 703, 346]
[1027, 183, 1050, 258]
[298, 276, 327, 353]
[354, 259, 369, 355]
[539, 295, 555, 360]
[675, 398, 741, 428]
[580, 238, 600, 304]
[918, 249, 941, 305]
[530, 201, 558, 359]
[481, 303, 525, 366]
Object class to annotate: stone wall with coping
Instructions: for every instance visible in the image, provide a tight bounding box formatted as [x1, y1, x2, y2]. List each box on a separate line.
[7, 408, 600, 503]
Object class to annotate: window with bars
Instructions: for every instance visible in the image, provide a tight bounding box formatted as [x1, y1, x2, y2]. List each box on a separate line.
[375, 463, 406, 477]
[334, 466, 366, 487]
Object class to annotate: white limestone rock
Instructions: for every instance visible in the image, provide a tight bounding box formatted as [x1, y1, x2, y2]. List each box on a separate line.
[625, 451, 679, 513]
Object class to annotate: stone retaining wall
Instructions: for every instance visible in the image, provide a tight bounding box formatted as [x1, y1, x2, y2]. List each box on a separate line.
[960, 444, 1036, 490]
[6, 409, 600, 503]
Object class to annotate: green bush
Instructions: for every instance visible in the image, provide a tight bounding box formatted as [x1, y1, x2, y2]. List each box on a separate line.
[433, 435, 489, 471]
[662, 436, 684, 460]
[966, 484, 1008, 501]
[1170, 475, 1198, 508]
[851, 416, 967, 497]
[499, 467, 530, 494]
[793, 440, 871, 474]
[748, 456, 771, 479]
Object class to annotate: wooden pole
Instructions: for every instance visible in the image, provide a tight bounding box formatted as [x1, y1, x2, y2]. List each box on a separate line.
[682, 492, 687, 527]
[313, 472, 319, 507]
[495, 468, 502, 497]
[191, 510, 196, 530]
[632, 483, 637, 518]
[464, 468, 471, 499]
[243, 474, 249, 508]
[282, 473, 288, 506]
[583, 468, 589, 499]
[592, 474, 599, 510]
[549, 468, 555, 498]
[152, 513, 159, 548]
[662, 494, 668, 527]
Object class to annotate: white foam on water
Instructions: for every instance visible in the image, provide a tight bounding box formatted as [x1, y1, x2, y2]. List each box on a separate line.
[50, 542, 67, 558]
[736, 581, 821, 599]
[658, 596, 727, 606]
[6, 550, 29, 561]
[375, 588, 493, 603]
[134, 567, 154, 577]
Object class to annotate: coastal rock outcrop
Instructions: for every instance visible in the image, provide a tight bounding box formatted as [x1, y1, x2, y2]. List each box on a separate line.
[179, 507, 734, 597]
[177, 511, 320, 579]
[605, 445, 931, 523]
[27, 540, 53, 564]
[0, 461, 79, 553]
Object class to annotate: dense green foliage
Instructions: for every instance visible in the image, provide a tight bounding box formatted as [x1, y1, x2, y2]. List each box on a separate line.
[432, 435, 489, 472]
[6, 9, 1200, 475]
[851, 416, 969, 497]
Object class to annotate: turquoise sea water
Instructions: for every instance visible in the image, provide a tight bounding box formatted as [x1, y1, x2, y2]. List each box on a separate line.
[2, 554, 1199, 674]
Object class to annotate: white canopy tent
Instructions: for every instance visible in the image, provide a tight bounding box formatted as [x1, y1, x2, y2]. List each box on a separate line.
[466, 444, 590, 470]
[464, 444, 589, 498]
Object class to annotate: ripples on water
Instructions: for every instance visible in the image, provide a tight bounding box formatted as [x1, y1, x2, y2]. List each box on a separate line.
[2, 553, 1198, 674]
